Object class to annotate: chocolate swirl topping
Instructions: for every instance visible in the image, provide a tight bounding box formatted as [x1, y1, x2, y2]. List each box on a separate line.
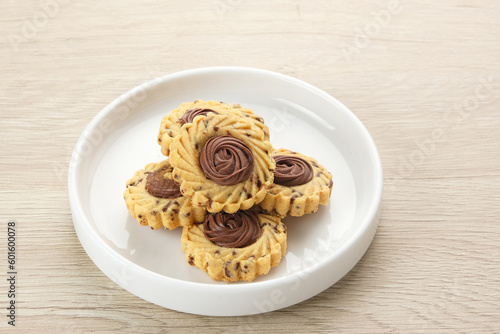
[203, 211, 262, 248]
[180, 108, 218, 125]
[199, 136, 254, 186]
[273, 155, 314, 186]
[145, 167, 182, 198]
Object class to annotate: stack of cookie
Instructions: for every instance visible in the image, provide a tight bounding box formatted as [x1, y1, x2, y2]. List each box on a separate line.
[123, 100, 333, 282]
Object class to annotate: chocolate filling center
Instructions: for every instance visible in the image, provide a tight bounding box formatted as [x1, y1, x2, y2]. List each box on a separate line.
[203, 211, 262, 248]
[145, 167, 182, 199]
[180, 108, 218, 125]
[199, 136, 254, 186]
[273, 155, 314, 186]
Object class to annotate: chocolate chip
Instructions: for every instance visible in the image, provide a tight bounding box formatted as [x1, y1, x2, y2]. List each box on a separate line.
[235, 262, 240, 270]
[162, 202, 172, 212]
[214, 126, 219, 132]
[188, 256, 195, 265]
[224, 263, 232, 277]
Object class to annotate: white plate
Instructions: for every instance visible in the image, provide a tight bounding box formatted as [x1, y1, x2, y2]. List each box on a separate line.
[68, 66, 383, 316]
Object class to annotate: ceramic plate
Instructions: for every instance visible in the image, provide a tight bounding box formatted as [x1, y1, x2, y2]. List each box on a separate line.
[68, 66, 382, 316]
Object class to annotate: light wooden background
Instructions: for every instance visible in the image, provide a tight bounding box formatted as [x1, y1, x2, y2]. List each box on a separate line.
[1, 1, 499, 333]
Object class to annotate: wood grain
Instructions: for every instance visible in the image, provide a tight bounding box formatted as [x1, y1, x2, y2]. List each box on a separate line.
[1, 0, 499, 332]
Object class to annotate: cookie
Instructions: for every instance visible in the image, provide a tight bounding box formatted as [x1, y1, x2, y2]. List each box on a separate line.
[157, 100, 269, 156]
[169, 114, 275, 213]
[181, 210, 287, 282]
[123, 160, 206, 230]
[258, 149, 333, 217]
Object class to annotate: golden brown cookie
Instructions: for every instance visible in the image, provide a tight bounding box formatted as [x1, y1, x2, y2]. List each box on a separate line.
[123, 160, 206, 230]
[258, 149, 333, 217]
[169, 114, 275, 214]
[157, 100, 269, 156]
[181, 210, 287, 282]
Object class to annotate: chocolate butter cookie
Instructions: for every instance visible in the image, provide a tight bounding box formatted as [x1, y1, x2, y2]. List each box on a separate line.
[123, 160, 206, 230]
[258, 149, 333, 217]
[169, 114, 275, 213]
[181, 210, 287, 282]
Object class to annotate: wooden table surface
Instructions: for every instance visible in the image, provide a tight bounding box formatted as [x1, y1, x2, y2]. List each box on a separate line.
[1, 1, 499, 332]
